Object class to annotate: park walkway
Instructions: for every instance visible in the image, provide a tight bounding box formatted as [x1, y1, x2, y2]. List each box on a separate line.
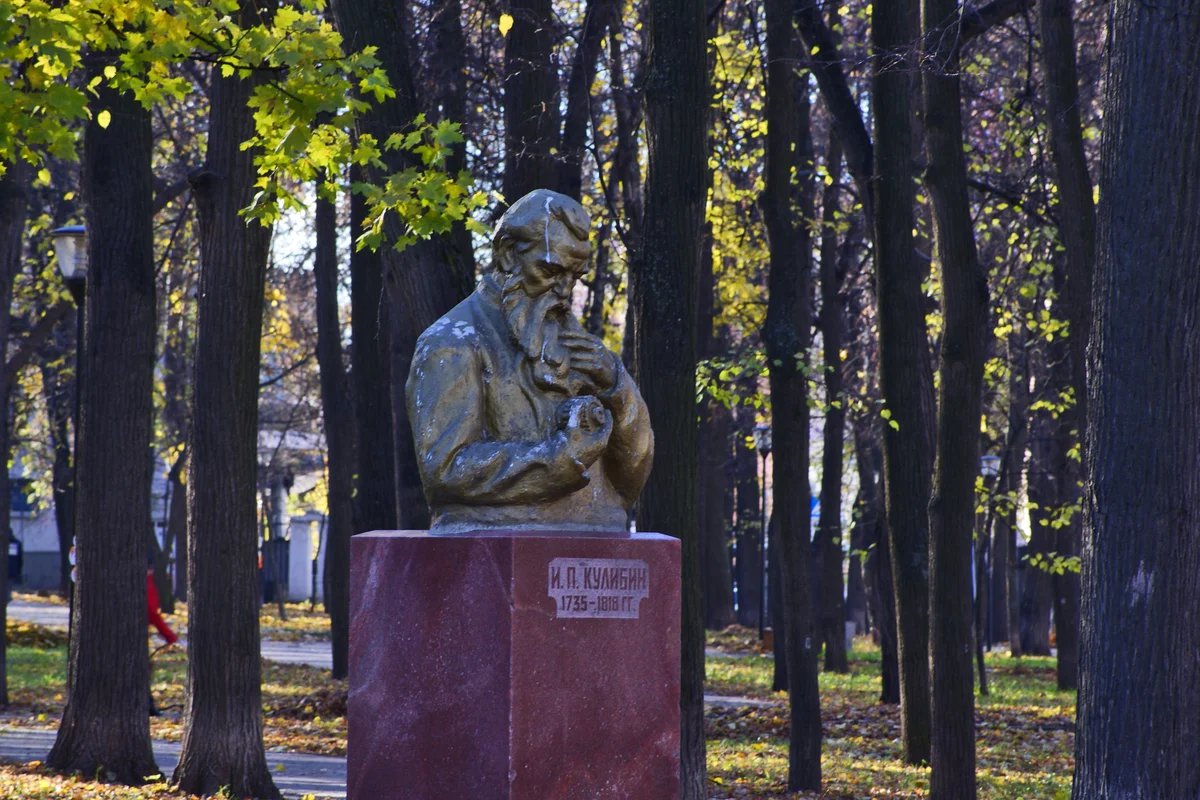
[0, 726, 346, 799]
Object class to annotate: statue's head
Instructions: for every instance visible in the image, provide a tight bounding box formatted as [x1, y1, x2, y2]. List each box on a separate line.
[491, 189, 591, 310]
[489, 190, 592, 377]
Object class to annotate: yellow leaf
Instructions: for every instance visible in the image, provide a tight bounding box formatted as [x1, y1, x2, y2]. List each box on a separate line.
[97, 109, 111, 129]
[103, 65, 116, 79]
[499, 12, 514, 37]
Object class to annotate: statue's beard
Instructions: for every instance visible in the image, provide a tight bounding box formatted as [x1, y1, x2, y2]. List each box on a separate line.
[500, 272, 574, 392]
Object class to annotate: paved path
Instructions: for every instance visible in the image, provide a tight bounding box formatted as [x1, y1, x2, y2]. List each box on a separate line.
[0, 727, 346, 799]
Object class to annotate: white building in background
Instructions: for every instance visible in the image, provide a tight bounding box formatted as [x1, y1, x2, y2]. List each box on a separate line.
[9, 434, 330, 606]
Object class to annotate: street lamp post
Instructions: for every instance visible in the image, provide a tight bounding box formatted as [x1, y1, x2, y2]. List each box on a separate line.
[51, 225, 86, 646]
[752, 423, 772, 640]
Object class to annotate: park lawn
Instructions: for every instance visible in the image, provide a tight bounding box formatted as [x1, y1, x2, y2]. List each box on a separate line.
[3, 624, 1074, 799]
[705, 639, 1075, 799]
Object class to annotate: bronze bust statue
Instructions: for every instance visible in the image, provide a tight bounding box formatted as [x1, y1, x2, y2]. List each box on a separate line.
[406, 189, 654, 533]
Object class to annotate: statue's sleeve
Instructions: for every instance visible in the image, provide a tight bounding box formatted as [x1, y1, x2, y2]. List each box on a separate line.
[407, 337, 591, 506]
[598, 363, 655, 507]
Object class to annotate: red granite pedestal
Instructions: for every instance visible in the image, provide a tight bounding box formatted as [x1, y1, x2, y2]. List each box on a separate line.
[348, 530, 681, 800]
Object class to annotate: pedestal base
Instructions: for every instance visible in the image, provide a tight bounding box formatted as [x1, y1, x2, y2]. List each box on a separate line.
[349, 530, 681, 800]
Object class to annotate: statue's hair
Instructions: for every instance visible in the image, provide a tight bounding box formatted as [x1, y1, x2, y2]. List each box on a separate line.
[491, 189, 590, 272]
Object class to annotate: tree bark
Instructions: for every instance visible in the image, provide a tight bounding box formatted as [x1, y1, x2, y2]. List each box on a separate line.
[41, 351, 75, 596]
[558, 0, 613, 199]
[346, 171, 396, 533]
[0, 160, 31, 707]
[502, 0, 561, 201]
[815, 135, 848, 674]
[762, 1, 820, 786]
[1074, 4, 1200, 796]
[1038, 0, 1093, 692]
[870, 0, 934, 764]
[313, 188, 355, 680]
[45, 74, 157, 783]
[920, 1, 988, 796]
[333, 0, 473, 530]
[172, 39, 280, 797]
[733, 405, 762, 627]
[855, 418, 900, 703]
[632, 0, 708, 790]
[698, 231, 735, 629]
[1022, 374, 1054, 656]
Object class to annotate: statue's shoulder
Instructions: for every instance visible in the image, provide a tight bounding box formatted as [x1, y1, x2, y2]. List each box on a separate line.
[414, 292, 498, 360]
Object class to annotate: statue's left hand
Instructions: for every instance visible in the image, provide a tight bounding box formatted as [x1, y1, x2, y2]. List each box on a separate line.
[561, 330, 618, 395]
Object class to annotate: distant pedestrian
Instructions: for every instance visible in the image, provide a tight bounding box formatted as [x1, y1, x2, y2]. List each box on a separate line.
[147, 569, 177, 647]
[147, 566, 177, 716]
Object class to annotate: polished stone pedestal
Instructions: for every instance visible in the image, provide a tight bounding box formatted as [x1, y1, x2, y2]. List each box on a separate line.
[348, 530, 681, 800]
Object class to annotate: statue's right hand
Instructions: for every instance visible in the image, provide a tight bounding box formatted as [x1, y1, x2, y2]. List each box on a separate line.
[556, 396, 612, 468]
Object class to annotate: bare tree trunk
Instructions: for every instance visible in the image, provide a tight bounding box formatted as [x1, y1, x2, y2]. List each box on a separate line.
[816, 136, 848, 674]
[0, 160, 31, 706]
[854, 418, 899, 703]
[313, 189, 355, 679]
[1022, 405, 1054, 656]
[1074, 3, 1200, 796]
[920, 1, 988, 796]
[45, 75, 157, 782]
[632, 0, 708, 790]
[558, 0, 613, 199]
[1038, 0, 1092, 692]
[41, 353, 75, 596]
[870, 0, 933, 764]
[172, 33, 280, 795]
[762, 1, 820, 786]
[503, 0, 560, 200]
[698, 213, 735, 630]
[334, 0, 472, 530]
[346, 172, 396, 533]
[734, 406, 762, 628]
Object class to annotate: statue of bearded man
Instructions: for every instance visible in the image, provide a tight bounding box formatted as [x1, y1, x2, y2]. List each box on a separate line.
[406, 189, 654, 533]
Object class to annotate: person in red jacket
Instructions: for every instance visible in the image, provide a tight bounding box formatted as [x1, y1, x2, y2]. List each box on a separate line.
[147, 567, 177, 717]
[147, 570, 178, 647]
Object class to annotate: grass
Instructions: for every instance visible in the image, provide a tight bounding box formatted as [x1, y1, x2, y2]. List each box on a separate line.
[704, 633, 1075, 798]
[1, 622, 1074, 799]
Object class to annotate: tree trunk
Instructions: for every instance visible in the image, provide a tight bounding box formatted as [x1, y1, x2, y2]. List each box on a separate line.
[992, 330, 1029, 650]
[346, 171, 396, 534]
[762, 2, 820, 786]
[0, 160, 31, 706]
[1074, 4, 1200, 797]
[1021, 409, 1054, 656]
[632, 0, 708, 790]
[1038, 0, 1092, 692]
[164, 452, 187, 607]
[334, 0, 473, 530]
[172, 40, 280, 798]
[920, 1, 988, 796]
[816, 135, 848, 674]
[870, 0, 933, 764]
[41, 353, 76, 596]
[313, 188, 356, 680]
[502, 0, 561, 201]
[734, 406, 762, 627]
[698, 214, 735, 630]
[558, 0, 613, 199]
[854, 418, 899, 703]
[45, 75, 157, 782]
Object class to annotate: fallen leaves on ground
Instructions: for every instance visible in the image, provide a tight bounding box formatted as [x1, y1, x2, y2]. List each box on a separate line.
[3, 623, 1074, 798]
